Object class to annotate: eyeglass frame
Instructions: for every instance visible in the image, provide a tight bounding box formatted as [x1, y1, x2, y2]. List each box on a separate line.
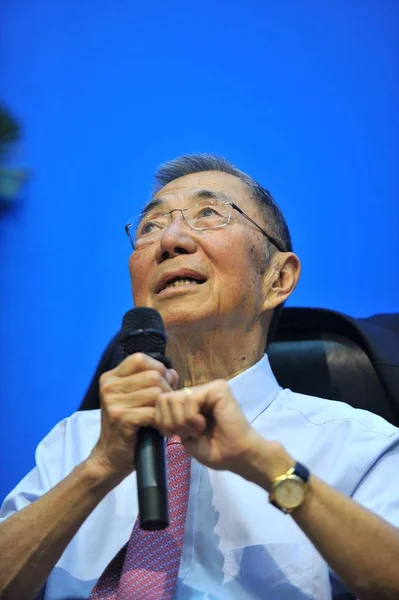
[125, 201, 286, 253]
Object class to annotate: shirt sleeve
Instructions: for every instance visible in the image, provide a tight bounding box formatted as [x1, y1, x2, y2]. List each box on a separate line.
[351, 432, 399, 526]
[0, 418, 69, 522]
[329, 431, 399, 596]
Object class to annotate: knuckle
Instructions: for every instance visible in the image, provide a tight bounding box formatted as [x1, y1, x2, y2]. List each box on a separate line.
[101, 380, 118, 396]
[149, 370, 163, 386]
[99, 375, 117, 396]
[125, 352, 148, 372]
[99, 372, 111, 388]
[106, 403, 124, 424]
[129, 352, 145, 369]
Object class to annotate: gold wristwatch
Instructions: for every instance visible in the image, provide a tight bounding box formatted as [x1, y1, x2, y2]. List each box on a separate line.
[269, 461, 310, 514]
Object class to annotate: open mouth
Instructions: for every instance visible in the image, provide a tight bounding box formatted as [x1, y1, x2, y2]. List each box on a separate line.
[158, 275, 207, 293]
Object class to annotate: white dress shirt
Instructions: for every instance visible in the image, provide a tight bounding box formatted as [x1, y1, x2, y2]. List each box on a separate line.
[1, 355, 398, 599]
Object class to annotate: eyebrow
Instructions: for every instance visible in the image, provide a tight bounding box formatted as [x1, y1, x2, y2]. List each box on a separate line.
[141, 189, 231, 214]
[141, 198, 164, 215]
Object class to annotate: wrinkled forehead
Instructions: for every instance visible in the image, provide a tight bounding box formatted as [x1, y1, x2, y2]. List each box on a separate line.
[144, 171, 252, 213]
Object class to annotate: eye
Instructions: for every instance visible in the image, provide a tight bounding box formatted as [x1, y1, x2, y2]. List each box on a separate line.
[138, 219, 163, 236]
[197, 206, 220, 218]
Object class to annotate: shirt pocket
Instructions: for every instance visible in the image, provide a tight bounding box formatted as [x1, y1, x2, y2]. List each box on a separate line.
[222, 543, 331, 600]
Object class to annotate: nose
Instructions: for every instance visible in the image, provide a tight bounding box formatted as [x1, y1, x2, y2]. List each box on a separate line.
[155, 210, 197, 263]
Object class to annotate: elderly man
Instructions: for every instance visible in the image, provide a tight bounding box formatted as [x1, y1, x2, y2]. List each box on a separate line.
[1, 154, 398, 600]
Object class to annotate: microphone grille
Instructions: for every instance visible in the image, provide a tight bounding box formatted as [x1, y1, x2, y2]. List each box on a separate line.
[120, 307, 167, 356]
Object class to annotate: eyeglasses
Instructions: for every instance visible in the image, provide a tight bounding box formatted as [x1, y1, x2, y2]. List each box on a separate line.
[125, 198, 285, 252]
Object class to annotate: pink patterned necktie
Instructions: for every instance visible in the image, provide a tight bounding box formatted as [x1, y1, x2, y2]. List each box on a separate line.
[90, 436, 191, 600]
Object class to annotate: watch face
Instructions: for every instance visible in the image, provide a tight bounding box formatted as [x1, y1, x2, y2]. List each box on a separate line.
[274, 477, 306, 509]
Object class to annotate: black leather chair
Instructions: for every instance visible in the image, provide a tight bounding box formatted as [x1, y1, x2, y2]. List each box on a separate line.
[267, 308, 399, 426]
[79, 307, 399, 427]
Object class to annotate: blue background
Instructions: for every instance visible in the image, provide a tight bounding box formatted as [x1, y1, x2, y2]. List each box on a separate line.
[1, 0, 398, 502]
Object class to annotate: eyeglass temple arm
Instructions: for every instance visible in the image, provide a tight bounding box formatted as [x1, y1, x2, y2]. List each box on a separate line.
[231, 203, 285, 252]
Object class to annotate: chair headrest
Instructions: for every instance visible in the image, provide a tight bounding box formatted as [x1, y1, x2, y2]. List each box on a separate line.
[268, 308, 399, 425]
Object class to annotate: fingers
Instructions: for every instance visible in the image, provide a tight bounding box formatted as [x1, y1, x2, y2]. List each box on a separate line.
[93, 353, 178, 479]
[114, 352, 170, 378]
[155, 388, 207, 439]
[100, 368, 173, 396]
[183, 389, 209, 431]
[108, 406, 156, 431]
[168, 369, 180, 390]
[104, 387, 171, 412]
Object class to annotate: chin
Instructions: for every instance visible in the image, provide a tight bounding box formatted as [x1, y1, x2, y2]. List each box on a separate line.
[159, 307, 215, 336]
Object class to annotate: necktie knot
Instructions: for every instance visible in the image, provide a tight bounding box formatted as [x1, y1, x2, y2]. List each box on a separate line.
[167, 435, 183, 446]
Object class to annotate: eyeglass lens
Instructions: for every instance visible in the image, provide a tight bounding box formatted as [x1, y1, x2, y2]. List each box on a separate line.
[130, 199, 231, 245]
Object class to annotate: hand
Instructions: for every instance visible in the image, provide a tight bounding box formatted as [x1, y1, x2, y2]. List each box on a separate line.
[88, 353, 178, 482]
[155, 379, 265, 479]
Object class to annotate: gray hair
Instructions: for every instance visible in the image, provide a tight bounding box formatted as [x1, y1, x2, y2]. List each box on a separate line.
[153, 153, 292, 254]
[152, 153, 292, 342]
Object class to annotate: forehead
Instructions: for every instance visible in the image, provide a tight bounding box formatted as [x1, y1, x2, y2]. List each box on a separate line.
[153, 171, 252, 206]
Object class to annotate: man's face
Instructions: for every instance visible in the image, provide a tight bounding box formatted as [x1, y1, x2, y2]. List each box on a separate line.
[128, 171, 274, 335]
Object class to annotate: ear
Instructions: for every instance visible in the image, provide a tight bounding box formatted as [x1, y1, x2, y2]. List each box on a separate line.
[261, 252, 301, 312]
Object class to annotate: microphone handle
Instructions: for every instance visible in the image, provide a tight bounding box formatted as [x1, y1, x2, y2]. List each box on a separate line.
[135, 352, 172, 531]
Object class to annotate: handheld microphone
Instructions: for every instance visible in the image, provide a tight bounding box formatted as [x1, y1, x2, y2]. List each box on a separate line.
[120, 307, 171, 531]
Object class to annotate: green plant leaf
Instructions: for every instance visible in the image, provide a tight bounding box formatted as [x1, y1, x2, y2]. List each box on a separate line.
[0, 104, 21, 148]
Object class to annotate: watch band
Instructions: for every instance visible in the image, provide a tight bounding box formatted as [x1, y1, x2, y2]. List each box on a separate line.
[293, 461, 310, 483]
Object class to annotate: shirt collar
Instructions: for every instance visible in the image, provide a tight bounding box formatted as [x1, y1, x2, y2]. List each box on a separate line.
[228, 354, 281, 424]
